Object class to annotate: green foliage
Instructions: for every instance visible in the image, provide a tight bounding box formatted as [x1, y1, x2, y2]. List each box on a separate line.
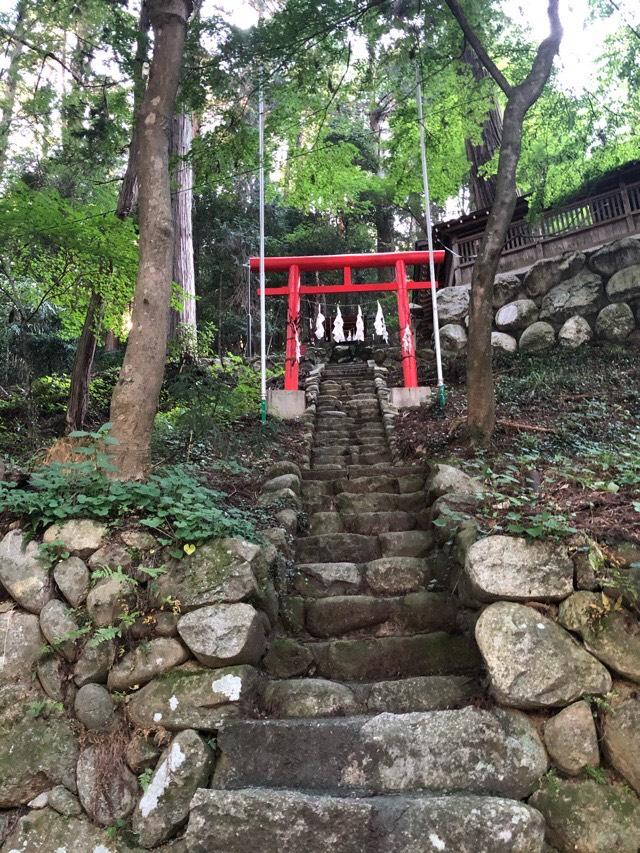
[27, 698, 64, 719]
[0, 460, 257, 551]
[138, 768, 153, 792]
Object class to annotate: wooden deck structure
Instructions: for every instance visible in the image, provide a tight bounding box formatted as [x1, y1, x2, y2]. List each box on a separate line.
[424, 162, 640, 288]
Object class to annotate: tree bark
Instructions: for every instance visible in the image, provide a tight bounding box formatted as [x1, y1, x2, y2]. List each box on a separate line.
[443, 0, 562, 446]
[116, 2, 151, 218]
[109, 0, 192, 479]
[65, 291, 102, 433]
[168, 110, 197, 350]
[0, 0, 27, 178]
[463, 45, 504, 211]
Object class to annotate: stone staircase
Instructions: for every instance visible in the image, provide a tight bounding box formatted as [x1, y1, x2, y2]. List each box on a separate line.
[186, 364, 548, 852]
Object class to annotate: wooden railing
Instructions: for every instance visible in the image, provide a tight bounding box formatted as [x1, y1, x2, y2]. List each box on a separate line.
[456, 180, 640, 268]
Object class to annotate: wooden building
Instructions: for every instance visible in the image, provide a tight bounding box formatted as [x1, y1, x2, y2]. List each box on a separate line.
[420, 161, 640, 288]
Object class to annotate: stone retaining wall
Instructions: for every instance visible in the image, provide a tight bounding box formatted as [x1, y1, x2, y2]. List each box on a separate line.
[425, 462, 640, 850]
[432, 236, 640, 354]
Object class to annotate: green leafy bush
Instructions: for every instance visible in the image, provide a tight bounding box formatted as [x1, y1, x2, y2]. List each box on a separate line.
[0, 459, 257, 553]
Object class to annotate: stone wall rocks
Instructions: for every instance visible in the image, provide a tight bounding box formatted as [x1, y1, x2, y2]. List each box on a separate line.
[464, 536, 573, 602]
[518, 321, 556, 352]
[595, 301, 635, 341]
[475, 602, 612, 708]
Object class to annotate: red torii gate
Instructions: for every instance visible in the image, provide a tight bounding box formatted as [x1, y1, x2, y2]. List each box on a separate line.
[250, 250, 444, 392]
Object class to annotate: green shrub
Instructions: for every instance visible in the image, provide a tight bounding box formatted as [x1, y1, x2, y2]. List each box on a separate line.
[0, 455, 257, 555]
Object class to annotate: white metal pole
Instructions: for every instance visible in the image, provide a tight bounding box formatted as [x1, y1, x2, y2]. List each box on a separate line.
[415, 61, 446, 407]
[258, 2, 267, 423]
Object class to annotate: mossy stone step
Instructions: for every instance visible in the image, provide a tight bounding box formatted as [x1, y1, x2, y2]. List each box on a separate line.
[306, 631, 480, 681]
[295, 533, 381, 564]
[293, 556, 436, 598]
[211, 707, 546, 798]
[304, 591, 456, 638]
[261, 674, 480, 718]
[186, 788, 546, 853]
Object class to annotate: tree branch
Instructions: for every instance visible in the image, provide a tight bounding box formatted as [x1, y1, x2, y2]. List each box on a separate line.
[442, 0, 513, 97]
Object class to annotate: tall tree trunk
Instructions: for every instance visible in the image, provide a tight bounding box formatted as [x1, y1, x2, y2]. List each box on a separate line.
[463, 45, 504, 211]
[0, 0, 27, 178]
[443, 0, 562, 446]
[168, 111, 196, 351]
[109, 0, 192, 479]
[116, 2, 151, 218]
[65, 291, 102, 433]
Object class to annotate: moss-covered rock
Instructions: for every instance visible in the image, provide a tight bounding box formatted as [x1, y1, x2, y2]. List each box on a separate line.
[132, 729, 213, 848]
[126, 662, 264, 731]
[529, 777, 640, 853]
[0, 685, 78, 807]
[153, 538, 269, 611]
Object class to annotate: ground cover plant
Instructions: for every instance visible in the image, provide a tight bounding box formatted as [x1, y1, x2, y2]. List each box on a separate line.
[396, 345, 640, 550]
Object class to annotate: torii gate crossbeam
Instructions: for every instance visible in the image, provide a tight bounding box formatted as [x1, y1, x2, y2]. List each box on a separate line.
[250, 250, 444, 391]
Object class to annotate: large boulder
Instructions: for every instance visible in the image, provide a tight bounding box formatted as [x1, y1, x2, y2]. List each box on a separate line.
[85, 576, 136, 627]
[495, 299, 539, 332]
[263, 473, 301, 494]
[588, 236, 640, 278]
[1, 808, 122, 853]
[524, 252, 585, 299]
[425, 463, 482, 504]
[0, 530, 53, 614]
[436, 285, 470, 324]
[475, 602, 612, 708]
[0, 686, 78, 807]
[177, 603, 266, 668]
[74, 683, 114, 730]
[107, 637, 190, 691]
[439, 323, 467, 353]
[76, 745, 138, 825]
[558, 591, 640, 682]
[603, 697, 640, 794]
[126, 662, 263, 732]
[53, 556, 89, 607]
[39, 599, 81, 662]
[539, 270, 603, 323]
[518, 321, 556, 352]
[493, 272, 522, 308]
[491, 331, 518, 353]
[606, 264, 640, 301]
[464, 536, 574, 602]
[595, 302, 635, 341]
[43, 519, 106, 558]
[153, 538, 266, 611]
[558, 315, 593, 348]
[133, 729, 213, 848]
[73, 638, 115, 686]
[0, 609, 43, 684]
[543, 701, 599, 776]
[530, 777, 640, 853]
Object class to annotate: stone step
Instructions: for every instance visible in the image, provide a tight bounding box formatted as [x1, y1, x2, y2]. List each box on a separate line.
[293, 556, 436, 598]
[311, 442, 388, 457]
[304, 591, 456, 638]
[335, 491, 424, 513]
[295, 533, 381, 563]
[211, 707, 547, 798]
[313, 436, 387, 448]
[302, 466, 422, 482]
[306, 632, 480, 681]
[380, 530, 434, 557]
[340, 511, 417, 535]
[186, 789, 545, 853]
[262, 674, 480, 718]
[312, 452, 392, 469]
